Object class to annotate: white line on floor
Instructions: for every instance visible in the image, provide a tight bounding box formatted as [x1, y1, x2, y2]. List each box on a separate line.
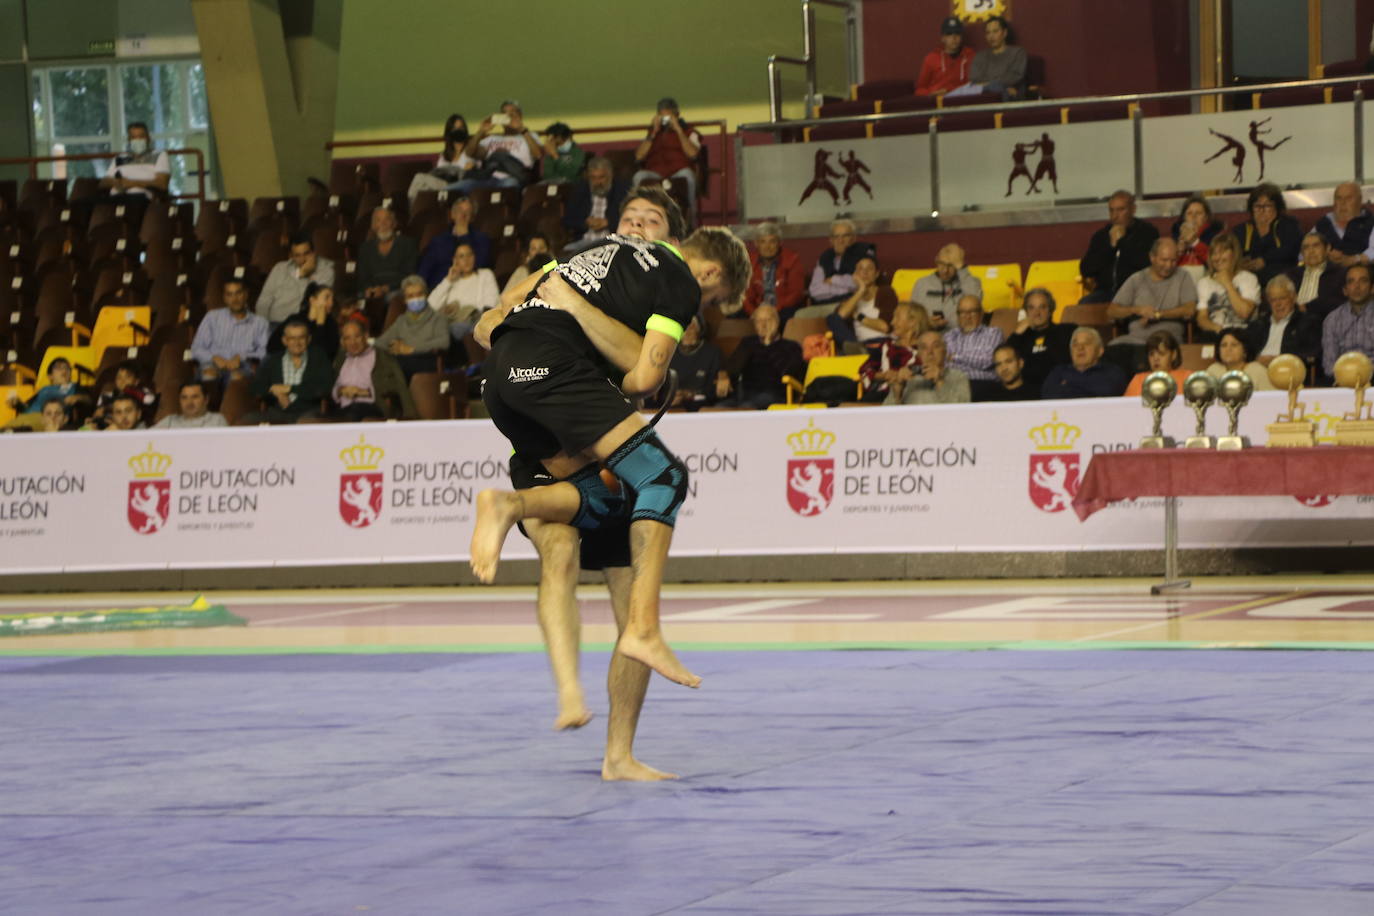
[251, 603, 402, 626]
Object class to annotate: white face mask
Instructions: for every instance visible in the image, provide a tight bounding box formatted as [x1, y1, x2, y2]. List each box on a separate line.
[557, 141, 572, 154]
[129, 138, 149, 155]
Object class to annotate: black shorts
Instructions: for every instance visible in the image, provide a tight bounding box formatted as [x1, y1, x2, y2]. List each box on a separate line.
[484, 328, 635, 461]
[508, 453, 631, 572]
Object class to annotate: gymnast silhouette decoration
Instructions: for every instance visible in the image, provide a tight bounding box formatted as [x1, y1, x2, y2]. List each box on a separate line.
[1204, 129, 1248, 184]
[1248, 118, 1290, 181]
[1203, 119, 1292, 183]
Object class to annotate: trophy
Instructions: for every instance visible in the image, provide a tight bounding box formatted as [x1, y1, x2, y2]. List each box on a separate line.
[1265, 353, 1316, 447]
[1215, 370, 1254, 449]
[1181, 371, 1217, 448]
[1139, 371, 1178, 448]
[1333, 351, 1374, 445]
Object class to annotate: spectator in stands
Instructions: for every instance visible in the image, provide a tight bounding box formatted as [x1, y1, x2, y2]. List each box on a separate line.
[244, 317, 334, 424]
[806, 219, 877, 308]
[1171, 195, 1224, 268]
[632, 97, 703, 217]
[1289, 231, 1346, 319]
[358, 207, 418, 302]
[859, 303, 929, 402]
[1080, 190, 1158, 303]
[1238, 183, 1301, 287]
[829, 255, 893, 351]
[1247, 275, 1321, 370]
[37, 399, 69, 433]
[1206, 328, 1274, 391]
[257, 234, 336, 327]
[540, 122, 585, 185]
[502, 233, 553, 296]
[1321, 263, 1374, 380]
[89, 359, 155, 429]
[455, 100, 543, 193]
[154, 380, 228, 429]
[743, 221, 806, 319]
[377, 275, 450, 380]
[332, 316, 416, 422]
[665, 314, 725, 409]
[885, 330, 970, 405]
[563, 157, 629, 252]
[983, 343, 1039, 401]
[1007, 287, 1074, 391]
[966, 15, 1027, 100]
[193, 278, 270, 384]
[943, 294, 1003, 397]
[1123, 330, 1190, 397]
[719, 304, 804, 409]
[95, 121, 170, 226]
[417, 195, 493, 287]
[266, 282, 339, 360]
[911, 242, 983, 329]
[429, 242, 499, 342]
[1194, 232, 1259, 340]
[96, 394, 146, 431]
[1106, 238, 1197, 372]
[1314, 181, 1373, 269]
[6, 358, 90, 431]
[436, 114, 476, 181]
[916, 17, 974, 97]
[1042, 327, 1127, 398]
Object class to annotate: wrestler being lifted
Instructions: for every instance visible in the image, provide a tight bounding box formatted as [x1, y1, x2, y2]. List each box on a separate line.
[469, 187, 751, 690]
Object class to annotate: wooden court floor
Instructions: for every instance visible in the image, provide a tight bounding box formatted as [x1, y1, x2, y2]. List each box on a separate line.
[6, 574, 1374, 654]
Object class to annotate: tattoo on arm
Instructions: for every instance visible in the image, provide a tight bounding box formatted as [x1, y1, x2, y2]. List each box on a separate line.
[650, 345, 668, 367]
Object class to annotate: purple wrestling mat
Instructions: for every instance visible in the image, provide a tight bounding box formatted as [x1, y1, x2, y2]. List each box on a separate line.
[3, 650, 1374, 914]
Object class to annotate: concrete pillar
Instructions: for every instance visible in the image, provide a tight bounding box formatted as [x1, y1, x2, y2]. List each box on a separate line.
[191, 0, 341, 200]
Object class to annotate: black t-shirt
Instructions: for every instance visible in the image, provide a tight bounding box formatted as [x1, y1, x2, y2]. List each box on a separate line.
[495, 235, 701, 362]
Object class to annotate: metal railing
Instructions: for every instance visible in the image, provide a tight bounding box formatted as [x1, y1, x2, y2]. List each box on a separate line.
[325, 121, 733, 224]
[738, 75, 1369, 219]
[767, 0, 860, 123]
[0, 148, 209, 205]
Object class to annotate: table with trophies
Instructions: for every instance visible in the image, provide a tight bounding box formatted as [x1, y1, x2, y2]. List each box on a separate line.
[1073, 354, 1374, 593]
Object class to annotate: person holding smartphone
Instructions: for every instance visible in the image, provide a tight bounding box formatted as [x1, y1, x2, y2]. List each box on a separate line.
[453, 100, 543, 193]
[632, 97, 702, 220]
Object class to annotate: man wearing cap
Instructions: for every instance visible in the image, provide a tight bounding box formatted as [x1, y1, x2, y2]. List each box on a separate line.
[632, 97, 703, 217]
[917, 17, 975, 96]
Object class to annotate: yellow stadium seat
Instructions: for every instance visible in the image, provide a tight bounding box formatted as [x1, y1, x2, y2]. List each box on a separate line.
[782, 354, 869, 405]
[890, 268, 934, 302]
[1035, 280, 1085, 322]
[89, 306, 151, 369]
[1025, 260, 1085, 322]
[0, 384, 35, 426]
[966, 263, 1024, 312]
[37, 346, 97, 386]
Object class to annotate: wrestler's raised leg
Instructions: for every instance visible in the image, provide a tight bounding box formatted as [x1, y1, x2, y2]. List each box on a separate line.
[600, 565, 675, 781]
[526, 519, 592, 730]
[470, 481, 579, 584]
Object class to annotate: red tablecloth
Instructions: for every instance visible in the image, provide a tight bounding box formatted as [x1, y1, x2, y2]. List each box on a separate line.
[1072, 447, 1374, 521]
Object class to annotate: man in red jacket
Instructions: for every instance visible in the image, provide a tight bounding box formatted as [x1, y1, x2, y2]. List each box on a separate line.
[916, 17, 974, 97]
[742, 221, 806, 319]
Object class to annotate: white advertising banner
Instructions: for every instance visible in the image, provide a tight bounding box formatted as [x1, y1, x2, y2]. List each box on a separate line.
[743, 135, 931, 223]
[1, 394, 1371, 574]
[938, 121, 1133, 211]
[1142, 104, 1353, 196]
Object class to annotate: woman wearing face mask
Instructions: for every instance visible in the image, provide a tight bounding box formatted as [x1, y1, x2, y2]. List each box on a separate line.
[1206, 328, 1274, 391]
[267, 282, 340, 359]
[539, 122, 585, 185]
[374, 275, 451, 380]
[331, 316, 417, 421]
[408, 115, 478, 199]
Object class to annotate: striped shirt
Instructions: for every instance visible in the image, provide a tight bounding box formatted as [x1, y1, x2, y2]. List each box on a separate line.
[1321, 302, 1374, 377]
[190, 308, 269, 366]
[943, 325, 1004, 382]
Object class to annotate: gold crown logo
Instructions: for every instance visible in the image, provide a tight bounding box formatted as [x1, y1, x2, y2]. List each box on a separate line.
[340, 435, 385, 471]
[787, 419, 836, 457]
[1028, 412, 1082, 451]
[128, 443, 172, 479]
[1307, 402, 1341, 444]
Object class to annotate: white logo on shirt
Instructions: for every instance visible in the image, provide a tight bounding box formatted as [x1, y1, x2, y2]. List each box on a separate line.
[508, 366, 550, 383]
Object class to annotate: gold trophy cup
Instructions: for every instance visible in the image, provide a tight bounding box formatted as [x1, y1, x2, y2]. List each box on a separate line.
[1333, 351, 1374, 446]
[1139, 371, 1178, 448]
[1265, 354, 1316, 447]
[1182, 371, 1217, 449]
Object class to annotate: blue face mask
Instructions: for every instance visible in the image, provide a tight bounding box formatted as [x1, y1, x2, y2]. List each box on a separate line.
[406, 298, 428, 313]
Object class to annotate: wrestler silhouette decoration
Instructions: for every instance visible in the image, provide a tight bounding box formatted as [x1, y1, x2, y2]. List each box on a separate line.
[1203, 119, 1291, 183]
[798, 148, 843, 206]
[839, 150, 873, 204]
[1005, 133, 1059, 197]
[127, 480, 170, 534]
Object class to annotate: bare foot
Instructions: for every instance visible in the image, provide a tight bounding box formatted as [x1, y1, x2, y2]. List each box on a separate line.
[602, 756, 679, 781]
[469, 489, 523, 583]
[617, 631, 701, 688]
[554, 693, 593, 730]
